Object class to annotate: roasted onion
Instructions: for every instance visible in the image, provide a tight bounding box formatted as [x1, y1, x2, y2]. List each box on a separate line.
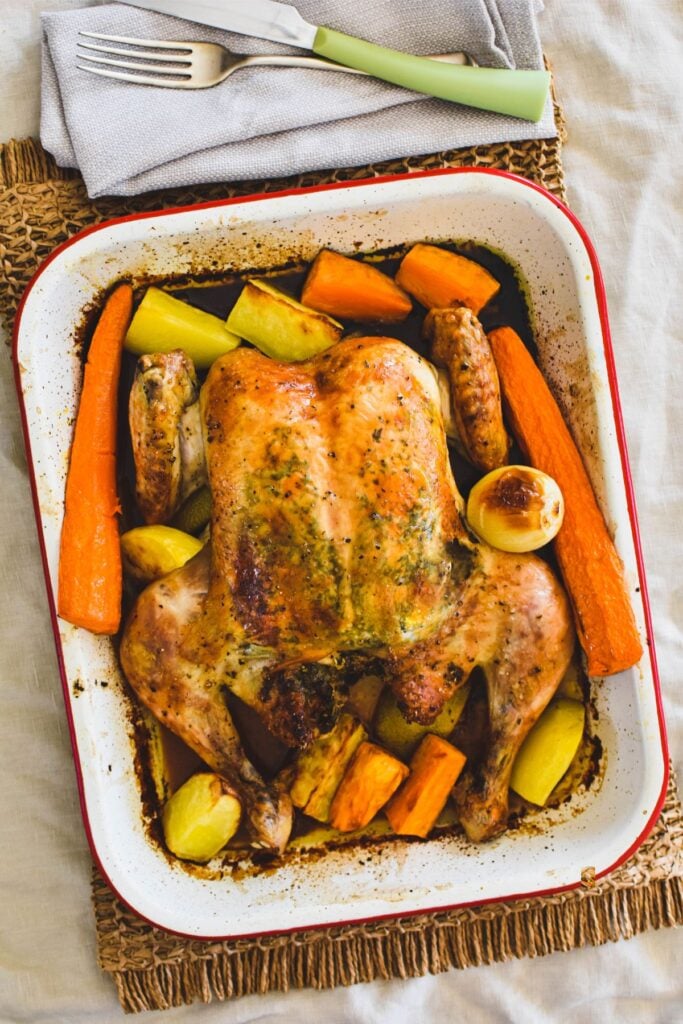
[466, 465, 564, 552]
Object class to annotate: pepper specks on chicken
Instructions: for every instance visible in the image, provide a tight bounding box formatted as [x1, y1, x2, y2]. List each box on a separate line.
[120, 334, 574, 850]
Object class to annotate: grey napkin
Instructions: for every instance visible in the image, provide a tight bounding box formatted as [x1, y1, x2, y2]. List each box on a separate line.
[41, 1, 555, 198]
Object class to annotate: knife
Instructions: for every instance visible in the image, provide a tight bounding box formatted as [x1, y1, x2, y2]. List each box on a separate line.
[120, 0, 550, 122]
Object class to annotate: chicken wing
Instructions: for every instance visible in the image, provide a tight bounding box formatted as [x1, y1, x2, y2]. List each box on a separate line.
[425, 306, 510, 471]
[128, 350, 205, 524]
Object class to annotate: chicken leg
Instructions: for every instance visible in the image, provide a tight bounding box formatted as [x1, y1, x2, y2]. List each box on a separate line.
[120, 546, 293, 853]
[389, 546, 575, 840]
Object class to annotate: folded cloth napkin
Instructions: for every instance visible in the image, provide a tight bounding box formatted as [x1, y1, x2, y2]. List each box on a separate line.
[41, 0, 555, 198]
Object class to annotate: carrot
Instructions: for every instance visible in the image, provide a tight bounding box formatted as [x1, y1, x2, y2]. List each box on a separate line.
[58, 283, 133, 634]
[385, 734, 466, 838]
[329, 742, 409, 832]
[395, 243, 500, 315]
[488, 326, 643, 676]
[289, 713, 367, 823]
[301, 249, 412, 322]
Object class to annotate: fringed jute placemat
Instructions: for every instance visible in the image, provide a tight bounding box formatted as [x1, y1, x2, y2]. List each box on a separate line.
[2, 91, 682, 1013]
[91, 772, 682, 1013]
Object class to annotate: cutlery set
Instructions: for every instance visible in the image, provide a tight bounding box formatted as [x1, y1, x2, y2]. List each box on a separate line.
[76, 0, 550, 121]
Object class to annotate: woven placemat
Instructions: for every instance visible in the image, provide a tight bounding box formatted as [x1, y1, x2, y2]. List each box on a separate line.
[2, 89, 681, 1013]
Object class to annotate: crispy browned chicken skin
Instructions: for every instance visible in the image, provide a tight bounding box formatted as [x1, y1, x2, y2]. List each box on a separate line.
[121, 334, 573, 851]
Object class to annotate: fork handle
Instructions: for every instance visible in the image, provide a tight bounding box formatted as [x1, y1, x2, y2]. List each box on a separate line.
[312, 28, 549, 122]
[242, 52, 470, 76]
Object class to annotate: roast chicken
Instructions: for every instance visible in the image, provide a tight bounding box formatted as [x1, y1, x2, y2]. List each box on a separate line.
[120, 319, 574, 853]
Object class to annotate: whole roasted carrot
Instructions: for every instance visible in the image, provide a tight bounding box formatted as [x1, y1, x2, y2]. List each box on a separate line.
[488, 326, 643, 677]
[58, 283, 133, 634]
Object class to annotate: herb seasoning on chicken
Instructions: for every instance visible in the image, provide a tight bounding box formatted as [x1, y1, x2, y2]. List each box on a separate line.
[120, 331, 574, 852]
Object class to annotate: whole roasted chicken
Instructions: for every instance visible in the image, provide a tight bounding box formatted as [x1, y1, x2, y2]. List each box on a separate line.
[120, 311, 574, 853]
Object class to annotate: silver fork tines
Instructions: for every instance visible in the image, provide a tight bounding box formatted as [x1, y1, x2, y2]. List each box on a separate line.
[76, 31, 473, 91]
[77, 32, 195, 82]
[78, 53, 191, 75]
[79, 31, 194, 52]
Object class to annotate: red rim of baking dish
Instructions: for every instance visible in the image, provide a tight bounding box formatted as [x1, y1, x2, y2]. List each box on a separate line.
[11, 166, 669, 941]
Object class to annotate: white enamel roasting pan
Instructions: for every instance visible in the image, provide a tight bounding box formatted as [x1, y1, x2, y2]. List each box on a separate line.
[13, 169, 668, 938]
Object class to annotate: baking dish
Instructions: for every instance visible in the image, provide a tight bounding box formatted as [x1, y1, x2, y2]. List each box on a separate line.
[13, 168, 668, 938]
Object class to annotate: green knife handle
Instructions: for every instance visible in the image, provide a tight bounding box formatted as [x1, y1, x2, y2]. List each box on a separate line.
[313, 27, 549, 122]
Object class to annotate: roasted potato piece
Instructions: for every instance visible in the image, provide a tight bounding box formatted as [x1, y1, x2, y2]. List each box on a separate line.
[125, 287, 240, 369]
[510, 698, 585, 806]
[121, 524, 204, 583]
[161, 772, 241, 862]
[226, 278, 343, 361]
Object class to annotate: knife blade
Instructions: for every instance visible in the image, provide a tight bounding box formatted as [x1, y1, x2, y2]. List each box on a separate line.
[123, 0, 318, 48]
[121, 0, 550, 122]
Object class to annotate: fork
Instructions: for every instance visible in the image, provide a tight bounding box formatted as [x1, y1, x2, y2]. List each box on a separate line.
[77, 32, 474, 90]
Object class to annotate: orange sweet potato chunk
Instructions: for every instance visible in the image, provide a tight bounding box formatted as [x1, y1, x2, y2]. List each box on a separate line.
[385, 733, 466, 838]
[329, 741, 409, 832]
[395, 243, 499, 315]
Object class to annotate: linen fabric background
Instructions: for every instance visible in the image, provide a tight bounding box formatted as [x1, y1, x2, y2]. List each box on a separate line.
[0, 1, 681, 1021]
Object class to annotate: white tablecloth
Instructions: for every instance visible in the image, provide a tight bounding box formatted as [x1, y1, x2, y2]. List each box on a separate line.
[1, 2, 681, 1020]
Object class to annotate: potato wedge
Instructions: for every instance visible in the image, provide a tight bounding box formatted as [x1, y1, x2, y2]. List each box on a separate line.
[125, 287, 240, 369]
[226, 278, 343, 361]
[374, 684, 470, 760]
[121, 524, 203, 583]
[510, 697, 585, 806]
[289, 713, 367, 823]
[162, 772, 241, 862]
